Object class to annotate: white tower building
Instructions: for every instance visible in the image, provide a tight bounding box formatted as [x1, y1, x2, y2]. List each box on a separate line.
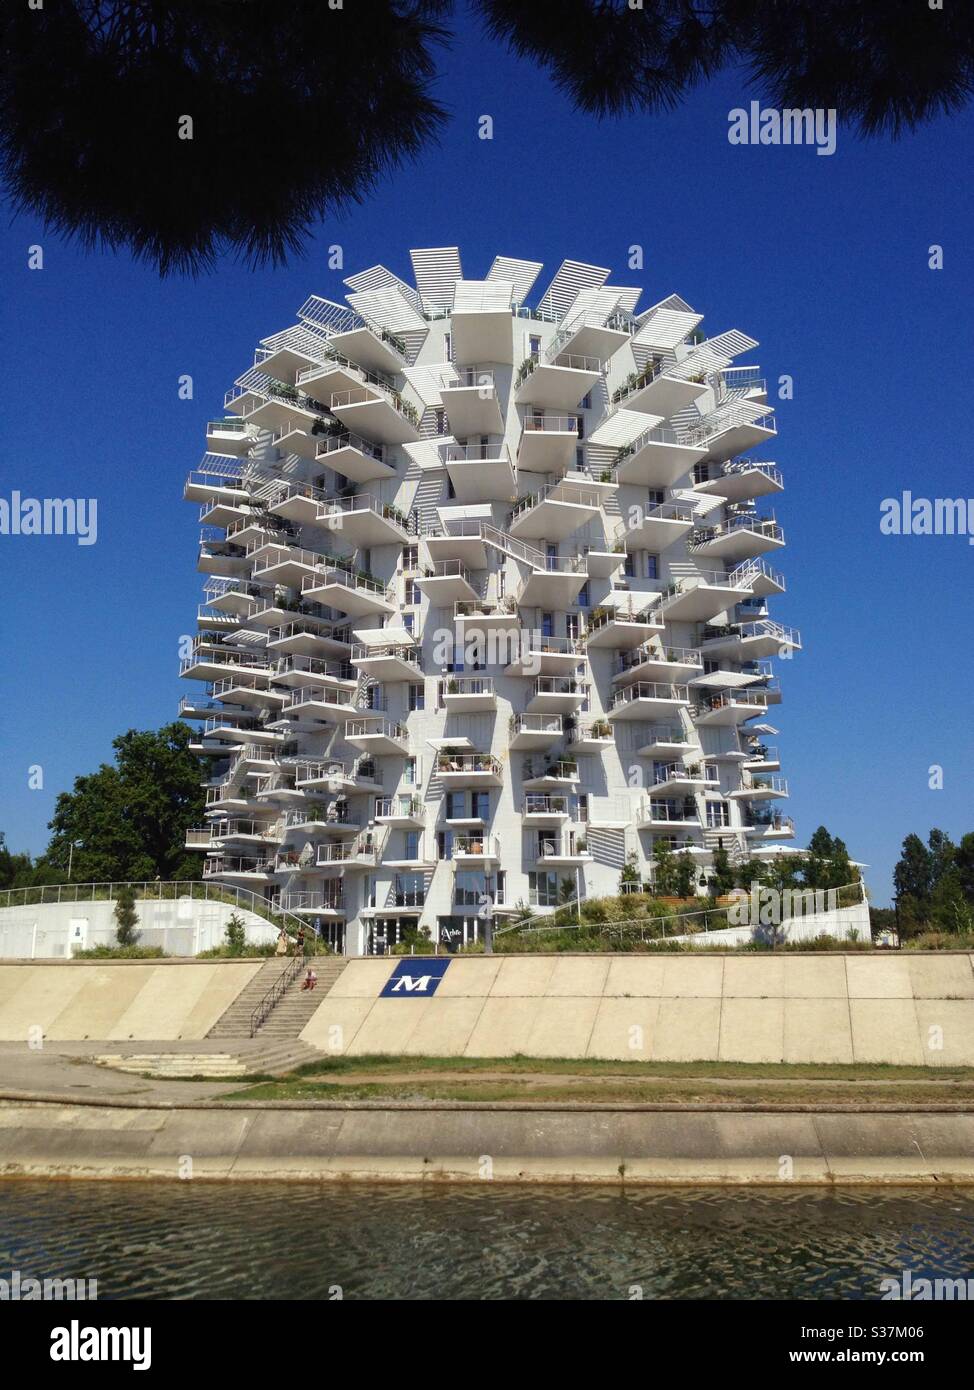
[181, 250, 800, 954]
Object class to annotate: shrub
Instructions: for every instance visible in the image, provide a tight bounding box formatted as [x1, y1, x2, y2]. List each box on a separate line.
[113, 886, 139, 947]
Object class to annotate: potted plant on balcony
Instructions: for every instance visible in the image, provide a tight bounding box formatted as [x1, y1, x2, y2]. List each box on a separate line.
[591, 720, 612, 739]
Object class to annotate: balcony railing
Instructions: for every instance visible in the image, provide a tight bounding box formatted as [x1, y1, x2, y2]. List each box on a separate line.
[315, 431, 387, 464]
[316, 493, 414, 532]
[586, 605, 662, 634]
[374, 796, 424, 819]
[699, 690, 769, 713]
[609, 682, 690, 710]
[351, 643, 421, 670]
[441, 676, 495, 698]
[639, 800, 700, 824]
[614, 644, 701, 676]
[511, 713, 564, 736]
[532, 677, 584, 697]
[523, 795, 571, 816]
[435, 752, 502, 776]
[522, 413, 580, 434]
[285, 684, 359, 711]
[279, 891, 345, 912]
[509, 480, 600, 524]
[302, 566, 387, 599]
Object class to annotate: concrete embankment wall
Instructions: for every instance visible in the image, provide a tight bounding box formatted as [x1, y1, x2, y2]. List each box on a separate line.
[0, 898, 278, 959]
[673, 901, 870, 947]
[301, 953, 974, 1066]
[1, 1098, 973, 1185]
[0, 961, 262, 1041]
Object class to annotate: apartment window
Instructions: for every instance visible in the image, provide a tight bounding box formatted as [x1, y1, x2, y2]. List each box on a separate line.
[364, 685, 383, 710]
[575, 445, 585, 472]
[645, 554, 659, 580]
[575, 415, 585, 440]
[529, 871, 559, 908]
[578, 684, 591, 714]
[402, 611, 415, 636]
[403, 757, 417, 786]
[408, 683, 425, 711]
[455, 871, 483, 907]
[541, 612, 554, 638]
[624, 552, 635, 579]
[435, 409, 446, 435]
[580, 392, 592, 410]
[576, 585, 589, 608]
[446, 791, 465, 820]
[703, 659, 719, 675]
[647, 489, 665, 507]
[693, 462, 710, 484]
[444, 333, 452, 361]
[707, 803, 730, 829]
[537, 830, 558, 859]
[437, 830, 454, 859]
[445, 475, 456, 501]
[394, 873, 425, 909]
[566, 613, 580, 640]
[402, 544, 418, 572]
[495, 870, 506, 906]
[471, 790, 490, 821]
[529, 334, 542, 356]
[365, 877, 377, 909]
[546, 543, 558, 569]
[404, 578, 418, 605]
[403, 830, 420, 861]
[578, 793, 589, 823]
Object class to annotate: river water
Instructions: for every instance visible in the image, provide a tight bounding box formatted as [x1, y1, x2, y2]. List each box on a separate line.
[2, 1183, 972, 1300]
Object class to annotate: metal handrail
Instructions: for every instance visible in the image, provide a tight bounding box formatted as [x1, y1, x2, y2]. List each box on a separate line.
[250, 950, 308, 1037]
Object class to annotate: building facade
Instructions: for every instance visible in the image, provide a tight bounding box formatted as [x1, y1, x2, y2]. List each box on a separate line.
[180, 250, 801, 955]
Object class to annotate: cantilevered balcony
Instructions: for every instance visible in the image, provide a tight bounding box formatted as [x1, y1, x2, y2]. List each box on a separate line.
[294, 759, 384, 796]
[302, 567, 395, 618]
[689, 514, 785, 563]
[316, 493, 412, 547]
[729, 775, 789, 802]
[441, 442, 516, 503]
[205, 419, 259, 456]
[425, 519, 491, 569]
[273, 654, 355, 689]
[440, 676, 497, 712]
[610, 359, 709, 417]
[453, 835, 502, 868]
[534, 833, 593, 866]
[657, 569, 753, 624]
[701, 620, 801, 662]
[315, 837, 381, 872]
[249, 541, 329, 589]
[179, 643, 270, 684]
[351, 643, 422, 683]
[743, 744, 780, 773]
[567, 719, 615, 753]
[265, 479, 331, 527]
[203, 856, 273, 883]
[416, 559, 481, 604]
[636, 799, 702, 829]
[509, 713, 564, 750]
[650, 764, 716, 797]
[611, 425, 707, 487]
[584, 603, 664, 650]
[526, 677, 586, 714]
[613, 644, 703, 686]
[285, 683, 359, 723]
[279, 890, 345, 916]
[265, 622, 342, 660]
[554, 312, 631, 364]
[732, 559, 786, 599]
[522, 759, 580, 790]
[684, 402, 777, 464]
[374, 796, 426, 828]
[316, 431, 396, 484]
[282, 804, 363, 837]
[455, 598, 521, 643]
[522, 794, 572, 824]
[508, 479, 602, 541]
[693, 459, 783, 503]
[345, 717, 409, 756]
[327, 325, 407, 376]
[608, 682, 691, 722]
[435, 752, 504, 786]
[516, 414, 581, 474]
[328, 387, 420, 446]
[636, 727, 698, 758]
[514, 351, 603, 411]
[295, 356, 378, 410]
[579, 543, 627, 580]
[184, 460, 250, 505]
[623, 501, 695, 550]
[504, 633, 582, 677]
[440, 368, 505, 436]
[233, 383, 328, 437]
[516, 553, 588, 608]
[450, 290, 515, 364]
[745, 813, 795, 840]
[211, 674, 287, 711]
[695, 689, 769, 726]
[197, 531, 248, 578]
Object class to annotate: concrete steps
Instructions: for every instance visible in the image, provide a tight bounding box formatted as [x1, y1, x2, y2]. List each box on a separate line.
[208, 956, 346, 1042]
[93, 1037, 322, 1079]
[206, 958, 299, 1039]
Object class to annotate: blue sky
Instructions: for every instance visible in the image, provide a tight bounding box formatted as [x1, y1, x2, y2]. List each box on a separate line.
[1, 11, 972, 904]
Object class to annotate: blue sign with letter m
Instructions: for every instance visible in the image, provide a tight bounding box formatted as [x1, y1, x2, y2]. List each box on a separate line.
[380, 958, 451, 998]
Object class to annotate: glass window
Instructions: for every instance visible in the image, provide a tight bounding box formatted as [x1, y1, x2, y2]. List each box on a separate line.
[541, 612, 554, 638]
[408, 683, 425, 711]
[455, 871, 483, 906]
[471, 790, 490, 820]
[529, 334, 542, 356]
[577, 585, 589, 608]
[646, 553, 659, 580]
[404, 830, 420, 861]
[529, 871, 559, 907]
[403, 757, 416, 785]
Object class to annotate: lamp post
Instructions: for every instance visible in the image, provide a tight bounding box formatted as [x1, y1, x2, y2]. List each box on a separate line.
[478, 889, 494, 955]
[66, 839, 81, 882]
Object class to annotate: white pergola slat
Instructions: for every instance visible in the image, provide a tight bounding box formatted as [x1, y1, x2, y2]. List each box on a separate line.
[452, 278, 514, 313]
[410, 247, 463, 310]
[402, 363, 458, 408]
[634, 308, 704, 351]
[487, 255, 543, 304]
[345, 287, 428, 334]
[588, 408, 664, 447]
[343, 264, 425, 315]
[536, 259, 610, 319]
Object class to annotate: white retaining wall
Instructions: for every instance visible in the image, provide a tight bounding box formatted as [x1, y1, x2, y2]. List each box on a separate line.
[0, 897, 279, 959]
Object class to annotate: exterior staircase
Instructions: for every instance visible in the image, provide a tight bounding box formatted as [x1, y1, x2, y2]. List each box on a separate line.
[207, 956, 345, 1041]
[703, 829, 746, 865]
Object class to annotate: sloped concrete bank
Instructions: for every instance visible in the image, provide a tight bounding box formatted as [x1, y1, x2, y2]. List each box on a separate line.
[1, 1097, 973, 1185]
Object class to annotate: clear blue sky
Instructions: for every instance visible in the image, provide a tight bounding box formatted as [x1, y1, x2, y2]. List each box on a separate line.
[1, 10, 972, 904]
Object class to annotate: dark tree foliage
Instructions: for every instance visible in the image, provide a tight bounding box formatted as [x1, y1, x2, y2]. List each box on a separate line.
[477, 1, 974, 134]
[2, 2, 973, 275]
[0, 0, 450, 274]
[46, 722, 206, 882]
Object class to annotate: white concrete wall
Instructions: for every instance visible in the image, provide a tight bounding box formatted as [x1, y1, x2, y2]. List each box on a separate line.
[672, 901, 871, 947]
[0, 898, 278, 959]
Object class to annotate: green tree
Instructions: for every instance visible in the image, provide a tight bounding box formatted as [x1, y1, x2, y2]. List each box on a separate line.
[113, 885, 139, 946]
[0, 833, 36, 890]
[223, 912, 247, 956]
[802, 826, 854, 891]
[46, 722, 206, 883]
[893, 834, 933, 909]
[709, 845, 736, 900]
[955, 833, 974, 903]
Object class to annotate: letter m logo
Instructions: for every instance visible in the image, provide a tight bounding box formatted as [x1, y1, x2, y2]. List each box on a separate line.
[380, 958, 451, 998]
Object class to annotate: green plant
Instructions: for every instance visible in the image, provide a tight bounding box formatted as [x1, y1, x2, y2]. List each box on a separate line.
[113, 885, 139, 946]
[224, 911, 247, 955]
